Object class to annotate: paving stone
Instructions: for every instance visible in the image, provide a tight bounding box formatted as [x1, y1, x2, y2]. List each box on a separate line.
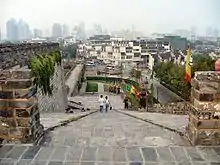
[97, 147, 113, 162]
[113, 163, 128, 165]
[129, 163, 143, 165]
[48, 161, 63, 165]
[160, 162, 175, 165]
[113, 148, 127, 162]
[31, 161, 48, 165]
[142, 147, 158, 162]
[127, 148, 143, 162]
[21, 146, 41, 159]
[210, 163, 220, 165]
[192, 162, 209, 165]
[144, 163, 159, 165]
[50, 146, 67, 161]
[95, 162, 112, 165]
[212, 147, 220, 157]
[0, 158, 17, 165]
[34, 147, 54, 161]
[155, 147, 174, 161]
[177, 162, 192, 165]
[0, 146, 14, 158]
[64, 137, 76, 146]
[185, 148, 204, 161]
[80, 162, 95, 165]
[64, 162, 80, 165]
[81, 147, 97, 161]
[170, 147, 190, 162]
[16, 159, 33, 165]
[75, 138, 91, 147]
[65, 147, 82, 162]
[6, 146, 27, 159]
[198, 147, 220, 162]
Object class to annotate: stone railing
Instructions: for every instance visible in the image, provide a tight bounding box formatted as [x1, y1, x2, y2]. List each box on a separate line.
[0, 43, 59, 70]
[146, 102, 189, 115]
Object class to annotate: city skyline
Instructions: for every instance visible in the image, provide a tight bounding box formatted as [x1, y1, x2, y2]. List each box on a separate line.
[1, 0, 220, 37]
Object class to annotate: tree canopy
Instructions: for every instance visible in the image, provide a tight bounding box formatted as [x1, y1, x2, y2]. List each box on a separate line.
[62, 44, 77, 59]
[153, 55, 215, 100]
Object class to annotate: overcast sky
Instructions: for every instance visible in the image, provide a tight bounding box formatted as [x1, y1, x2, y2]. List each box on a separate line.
[0, 0, 219, 35]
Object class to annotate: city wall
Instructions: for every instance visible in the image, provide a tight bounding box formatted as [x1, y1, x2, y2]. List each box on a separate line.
[0, 43, 69, 142]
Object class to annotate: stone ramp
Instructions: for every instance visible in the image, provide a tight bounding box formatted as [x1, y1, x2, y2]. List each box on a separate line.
[1, 144, 220, 164]
[117, 111, 188, 134]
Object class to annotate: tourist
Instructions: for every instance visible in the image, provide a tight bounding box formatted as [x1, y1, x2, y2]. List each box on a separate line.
[117, 86, 121, 94]
[124, 96, 129, 109]
[137, 88, 148, 110]
[105, 96, 111, 112]
[98, 95, 105, 112]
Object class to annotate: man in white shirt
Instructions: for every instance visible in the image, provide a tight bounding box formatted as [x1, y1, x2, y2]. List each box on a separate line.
[98, 95, 105, 112]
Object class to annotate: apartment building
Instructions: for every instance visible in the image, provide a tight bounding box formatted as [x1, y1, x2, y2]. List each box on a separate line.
[85, 35, 172, 70]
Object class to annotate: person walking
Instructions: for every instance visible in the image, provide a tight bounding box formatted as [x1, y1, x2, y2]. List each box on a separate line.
[123, 96, 129, 110]
[98, 95, 105, 112]
[105, 96, 111, 112]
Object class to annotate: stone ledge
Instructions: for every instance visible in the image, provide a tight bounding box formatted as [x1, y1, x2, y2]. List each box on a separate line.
[35, 110, 97, 145]
[115, 110, 192, 146]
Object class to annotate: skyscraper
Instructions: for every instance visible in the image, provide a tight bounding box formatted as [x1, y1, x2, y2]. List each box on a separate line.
[78, 22, 86, 40]
[17, 19, 31, 40]
[52, 23, 62, 38]
[6, 18, 18, 41]
[62, 24, 69, 37]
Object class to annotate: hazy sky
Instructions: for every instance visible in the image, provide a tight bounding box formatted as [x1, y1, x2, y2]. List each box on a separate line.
[0, 0, 219, 35]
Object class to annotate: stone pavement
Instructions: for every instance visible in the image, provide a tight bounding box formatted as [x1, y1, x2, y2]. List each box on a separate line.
[1, 112, 220, 165]
[118, 111, 188, 134]
[69, 94, 124, 110]
[40, 110, 97, 130]
[66, 64, 84, 97]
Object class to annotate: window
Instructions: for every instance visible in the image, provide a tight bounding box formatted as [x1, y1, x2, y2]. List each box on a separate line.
[134, 53, 140, 57]
[126, 56, 132, 59]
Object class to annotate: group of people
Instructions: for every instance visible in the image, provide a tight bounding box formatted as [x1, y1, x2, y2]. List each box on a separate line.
[108, 85, 120, 94]
[98, 95, 112, 112]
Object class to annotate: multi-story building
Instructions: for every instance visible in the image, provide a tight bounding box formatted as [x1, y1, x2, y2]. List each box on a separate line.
[52, 23, 62, 38]
[85, 35, 174, 70]
[6, 18, 19, 41]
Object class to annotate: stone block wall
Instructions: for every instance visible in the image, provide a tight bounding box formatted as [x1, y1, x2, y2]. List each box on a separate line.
[37, 64, 68, 113]
[0, 69, 43, 143]
[187, 71, 220, 146]
[147, 102, 188, 115]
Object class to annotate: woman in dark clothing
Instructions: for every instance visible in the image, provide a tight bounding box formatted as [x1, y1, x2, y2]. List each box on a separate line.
[137, 88, 148, 109]
[123, 96, 129, 109]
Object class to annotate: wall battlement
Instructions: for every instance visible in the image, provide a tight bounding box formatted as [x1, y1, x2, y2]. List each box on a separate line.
[0, 43, 59, 70]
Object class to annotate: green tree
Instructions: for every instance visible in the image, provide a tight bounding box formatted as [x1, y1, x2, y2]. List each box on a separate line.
[130, 69, 142, 81]
[62, 43, 77, 59]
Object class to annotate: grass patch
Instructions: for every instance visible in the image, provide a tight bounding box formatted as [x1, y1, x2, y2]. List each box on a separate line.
[86, 82, 98, 92]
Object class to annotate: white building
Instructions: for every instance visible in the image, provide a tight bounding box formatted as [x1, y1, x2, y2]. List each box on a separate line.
[85, 35, 172, 70]
[63, 36, 76, 46]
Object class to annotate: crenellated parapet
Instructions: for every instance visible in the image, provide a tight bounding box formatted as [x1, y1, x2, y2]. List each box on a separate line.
[0, 43, 59, 70]
[187, 71, 220, 145]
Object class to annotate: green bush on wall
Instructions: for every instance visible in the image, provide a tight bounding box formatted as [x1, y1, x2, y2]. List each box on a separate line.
[28, 50, 61, 95]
